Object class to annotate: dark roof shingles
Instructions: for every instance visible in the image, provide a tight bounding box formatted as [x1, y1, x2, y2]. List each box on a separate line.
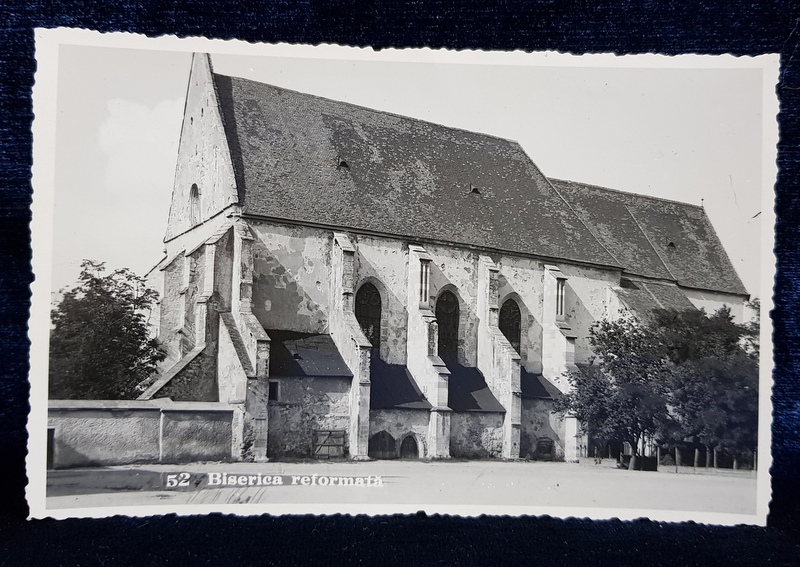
[552, 179, 747, 296]
[267, 330, 352, 378]
[615, 280, 699, 322]
[520, 369, 561, 400]
[369, 357, 432, 410]
[214, 73, 745, 296]
[213, 75, 619, 268]
[446, 363, 505, 413]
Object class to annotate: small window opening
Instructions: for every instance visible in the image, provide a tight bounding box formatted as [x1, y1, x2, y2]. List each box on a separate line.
[201, 107, 204, 117]
[556, 278, 566, 319]
[189, 183, 200, 226]
[268, 381, 279, 401]
[190, 116, 193, 125]
[419, 259, 431, 306]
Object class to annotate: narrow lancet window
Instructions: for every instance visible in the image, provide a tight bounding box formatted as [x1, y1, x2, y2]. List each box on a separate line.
[556, 278, 566, 319]
[189, 183, 200, 226]
[419, 259, 431, 307]
[355, 282, 382, 349]
[499, 298, 522, 353]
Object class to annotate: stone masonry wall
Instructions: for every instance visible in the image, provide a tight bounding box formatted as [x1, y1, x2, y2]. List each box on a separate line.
[166, 54, 238, 241]
[368, 409, 430, 458]
[266, 376, 351, 459]
[48, 400, 235, 468]
[449, 411, 505, 458]
[520, 398, 567, 460]
[246, 219, 621, 396]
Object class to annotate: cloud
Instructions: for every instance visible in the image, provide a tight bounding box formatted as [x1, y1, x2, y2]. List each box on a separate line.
[98, 98, 184, 196]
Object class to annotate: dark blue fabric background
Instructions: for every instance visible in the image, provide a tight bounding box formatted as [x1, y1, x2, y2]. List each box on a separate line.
[2, 2, 799, 564]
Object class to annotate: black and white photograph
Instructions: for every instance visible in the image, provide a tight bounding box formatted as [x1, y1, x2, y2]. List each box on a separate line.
[27, 29, 777, 524]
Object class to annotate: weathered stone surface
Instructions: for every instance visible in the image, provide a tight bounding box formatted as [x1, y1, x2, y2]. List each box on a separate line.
[520, 398, 566, 460]
[161, 409, 233, 463]
[449, 412, 504, 459]
[165, 54, 238, 241]
[48, 400, 235, 468]
[266, 376, 351, 459]
[369, 409, 430, 459]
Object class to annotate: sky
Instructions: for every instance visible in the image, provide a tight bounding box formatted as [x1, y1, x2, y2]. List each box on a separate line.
[48, 41, 772, 299]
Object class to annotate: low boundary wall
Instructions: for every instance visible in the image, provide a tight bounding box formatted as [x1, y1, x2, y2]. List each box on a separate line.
[48, 398, 237, 468]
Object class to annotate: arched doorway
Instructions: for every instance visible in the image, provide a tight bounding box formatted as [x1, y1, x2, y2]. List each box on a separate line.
[355, 282, 381, 349]
[368, 431, 396, 459]
[499, 298, 521, 353]
[399, 436, 419, 459]
[436, 290, 459, 363]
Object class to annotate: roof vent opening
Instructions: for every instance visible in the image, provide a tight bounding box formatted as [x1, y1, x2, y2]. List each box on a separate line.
[336, 157, 349, 170]
[666, 241, 676, 250]
[292, 352, 302, 360]
[620, 278, 639, 290]
[469, 184, 481, 195]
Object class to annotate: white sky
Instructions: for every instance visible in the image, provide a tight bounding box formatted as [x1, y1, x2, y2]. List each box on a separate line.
[50, 42, 770, 299]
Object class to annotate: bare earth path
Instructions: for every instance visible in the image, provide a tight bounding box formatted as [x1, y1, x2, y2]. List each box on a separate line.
[46, 459, 757, 521]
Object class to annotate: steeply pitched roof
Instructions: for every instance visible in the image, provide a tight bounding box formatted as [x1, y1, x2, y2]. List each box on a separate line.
[520, 369, 561, 400]
[369, 358, 432, 410]
[210, 69, 746, 296]
[446, 363, 506, 413]
[552, 179, 748, 296]
[268, 331, 352, 378]
[615, 279, 699, 322]
[213, 74, 619, 269]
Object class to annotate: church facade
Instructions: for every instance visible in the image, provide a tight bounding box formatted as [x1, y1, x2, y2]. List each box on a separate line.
[139, 54, 749, 463]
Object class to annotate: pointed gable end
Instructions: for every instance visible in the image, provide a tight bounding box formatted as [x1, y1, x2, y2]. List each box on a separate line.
[165, 54, 239, 242]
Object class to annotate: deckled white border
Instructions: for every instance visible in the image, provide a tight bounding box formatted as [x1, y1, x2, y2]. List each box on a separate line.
[27, 27, 779, 524]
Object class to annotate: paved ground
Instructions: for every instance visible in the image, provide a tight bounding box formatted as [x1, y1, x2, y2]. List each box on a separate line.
[45, 458, 758, 519]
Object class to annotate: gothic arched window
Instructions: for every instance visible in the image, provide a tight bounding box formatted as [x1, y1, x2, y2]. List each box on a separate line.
[355, 282, 381, 348]
[189, 183, 200, 226]
[499, 298, 522, 353]
[436, 290, 460, 362]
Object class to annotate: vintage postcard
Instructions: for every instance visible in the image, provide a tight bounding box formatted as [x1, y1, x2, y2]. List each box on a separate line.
[27, 28, 778, 524]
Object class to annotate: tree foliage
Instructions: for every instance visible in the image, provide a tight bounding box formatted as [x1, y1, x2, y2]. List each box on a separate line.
[49, 260, 166, 400]
[555, 305, 759, 458]
[554, 317, 671, 455]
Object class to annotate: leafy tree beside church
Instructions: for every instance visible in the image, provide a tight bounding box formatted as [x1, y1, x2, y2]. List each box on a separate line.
[49, 260, 166, 400]
[555, 306, 759, 463]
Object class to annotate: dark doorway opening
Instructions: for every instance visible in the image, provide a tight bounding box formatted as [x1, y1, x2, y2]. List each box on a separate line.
[399, 436, 419, 459]
[368, 431, 397, 460]
[436, 290, 459, 363]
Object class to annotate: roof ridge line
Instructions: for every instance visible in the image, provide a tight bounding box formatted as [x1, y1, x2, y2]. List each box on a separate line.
[640, 282, 666, 310]
[545, 177, 623, 268]
[623, 204, 679, 282]
[549, 177, 704, 210]
[212, 71, 523, 147]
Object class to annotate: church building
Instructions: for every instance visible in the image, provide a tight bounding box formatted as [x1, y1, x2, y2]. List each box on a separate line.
[139, 54, 749, 463]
